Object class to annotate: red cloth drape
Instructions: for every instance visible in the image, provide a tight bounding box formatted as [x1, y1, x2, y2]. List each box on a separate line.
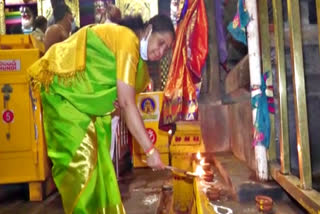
[159, 0, 208, 131]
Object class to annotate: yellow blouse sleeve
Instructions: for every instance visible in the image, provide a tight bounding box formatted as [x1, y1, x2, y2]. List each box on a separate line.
[115, 27, 140, 87]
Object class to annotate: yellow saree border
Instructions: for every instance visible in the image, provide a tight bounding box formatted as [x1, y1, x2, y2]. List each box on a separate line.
[98, 205, 126, 214]
[28, 26, 89, 91]
[58, 119, 98, 214]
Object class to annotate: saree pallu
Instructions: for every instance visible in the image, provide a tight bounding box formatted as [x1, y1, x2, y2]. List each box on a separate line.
[41, 28, 125, 214]
[160, 0, 208, 130]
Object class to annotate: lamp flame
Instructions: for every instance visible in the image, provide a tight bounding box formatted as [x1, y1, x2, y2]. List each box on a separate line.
[200, 159, 205, 165]
[195, 165, 205, 177]
[196, 152, 201, 160]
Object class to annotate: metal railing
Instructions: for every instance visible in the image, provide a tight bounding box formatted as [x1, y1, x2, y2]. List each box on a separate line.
[114, 112, 130, 179]
[258, 0, 320, 212]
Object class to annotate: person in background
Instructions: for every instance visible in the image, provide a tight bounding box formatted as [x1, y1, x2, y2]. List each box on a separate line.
[30, 16, 48, 54]
[28, 14, 175, 213]
[20, 6, 34, 34]
[94, 0, 107, 23]
[31, 16, 48, 42]
[47, 0, 64, 26]
[48, 0, 78, 33]
[44, 3, 73, 51]
[103, 3, 122, 24]
[94, 1, 121, 24]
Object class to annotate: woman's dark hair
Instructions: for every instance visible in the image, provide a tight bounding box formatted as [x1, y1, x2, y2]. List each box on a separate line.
[118, 14, 175, 38]
[53, 3, 72, 23]
[147, 14, 175, 37]
[118, 15, 144, 33]
[33, 16, 47, 30]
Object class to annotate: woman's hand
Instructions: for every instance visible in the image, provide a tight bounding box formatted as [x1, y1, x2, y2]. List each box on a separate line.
[113, 99, 120, 110]
[146, 149, 165, 170]
[112, 99, 121, 117]
[117, 81, 164, 170]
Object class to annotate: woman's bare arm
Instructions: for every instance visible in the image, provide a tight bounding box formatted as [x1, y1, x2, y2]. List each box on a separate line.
[117, 80, 164, 169]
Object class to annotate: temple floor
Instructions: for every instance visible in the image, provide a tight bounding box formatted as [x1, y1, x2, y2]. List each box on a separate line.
[0, 168, 170, 214]
[0, 154, 308, 214]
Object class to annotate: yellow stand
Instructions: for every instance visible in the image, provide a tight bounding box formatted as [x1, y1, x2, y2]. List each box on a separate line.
[29, 182, 43, 201]
[132, 92, 169, 167]
[0, 34, 52, 201]
[170, 121, 205, 213]
[29, 175, 56, 201]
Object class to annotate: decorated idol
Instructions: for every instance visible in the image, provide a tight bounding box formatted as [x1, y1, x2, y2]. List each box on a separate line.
[94, 0, 107, 23]
[20, 6, 34, 34]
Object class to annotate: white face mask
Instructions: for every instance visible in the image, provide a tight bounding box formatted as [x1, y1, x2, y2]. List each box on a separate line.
[140, 29, 152, 60]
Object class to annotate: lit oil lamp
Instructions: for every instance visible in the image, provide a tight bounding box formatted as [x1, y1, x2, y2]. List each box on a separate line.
[255, 195, 273, 212]
[206, 186, 221, 201]
[194, 161, 214, 182]
[200, 159, 211, 171]
[202, 171, 214, 182]
[196, 151, 201, 160]
[193, 151, 213, 181]
[195, 164, 205, 177]
[195, 151, 211, 164]
[199, 159, 214, 182]
[194, 151, 203, 165]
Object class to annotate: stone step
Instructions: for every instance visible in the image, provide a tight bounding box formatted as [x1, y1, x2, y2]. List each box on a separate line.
[191, 152, 307, 213]
[212, 152, 288, 202]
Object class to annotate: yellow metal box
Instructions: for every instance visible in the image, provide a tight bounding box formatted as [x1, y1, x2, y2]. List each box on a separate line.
[0, 34, 51, 201]
[169, 121, 205, 213]
[170, 121, 205, 153]
[132, 125, 169, 154]
[132, 92, 169, 167]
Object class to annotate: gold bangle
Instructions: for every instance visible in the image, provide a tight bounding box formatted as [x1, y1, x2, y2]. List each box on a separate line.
[146, 148, 155, 157]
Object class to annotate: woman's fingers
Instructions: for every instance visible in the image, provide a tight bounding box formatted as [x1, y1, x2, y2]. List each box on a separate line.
[113, 100, 120, 109]
[146, 149, 165, 170]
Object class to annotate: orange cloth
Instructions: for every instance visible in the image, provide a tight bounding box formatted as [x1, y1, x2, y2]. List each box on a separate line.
[160, 0, 208, 130]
